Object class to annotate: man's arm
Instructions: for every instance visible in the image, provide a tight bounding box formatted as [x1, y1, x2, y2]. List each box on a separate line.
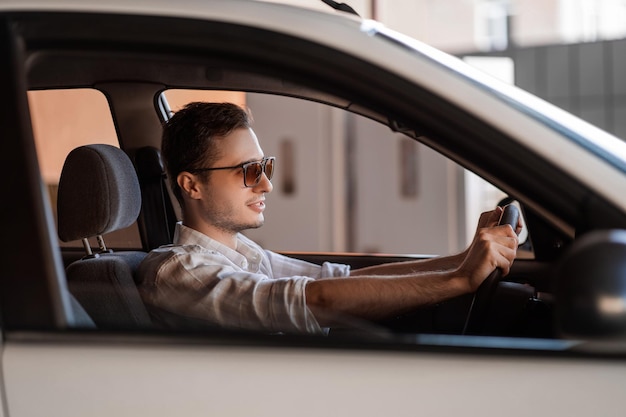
[306, 219, 518, 327]
[349, 208, 503, 277]
[349, 252, 466, 276]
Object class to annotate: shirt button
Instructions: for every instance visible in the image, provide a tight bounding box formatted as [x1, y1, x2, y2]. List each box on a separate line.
[241, 260, 248, 268]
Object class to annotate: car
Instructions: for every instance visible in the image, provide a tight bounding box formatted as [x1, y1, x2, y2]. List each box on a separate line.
[1, 0, 626, 416]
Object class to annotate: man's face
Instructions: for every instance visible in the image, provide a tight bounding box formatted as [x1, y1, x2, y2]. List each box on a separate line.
[197, 127, 273, 235]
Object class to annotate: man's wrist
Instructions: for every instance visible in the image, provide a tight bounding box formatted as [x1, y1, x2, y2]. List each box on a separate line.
[446, 269, 473, 296]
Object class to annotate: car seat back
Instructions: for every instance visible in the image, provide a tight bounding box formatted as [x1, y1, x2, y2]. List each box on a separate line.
[57, 144, 151, 329]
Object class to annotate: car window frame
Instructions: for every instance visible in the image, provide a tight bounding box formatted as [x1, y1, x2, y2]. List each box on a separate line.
[0, 18, 75, 330]
[3, 9, 626, 349]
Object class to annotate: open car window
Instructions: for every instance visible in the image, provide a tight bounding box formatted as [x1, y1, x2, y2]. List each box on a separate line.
[30, 86, 528, 259]
[29, 88, 142, 250]
[161, 89, 525, 258]
[29, 81, 537, 337]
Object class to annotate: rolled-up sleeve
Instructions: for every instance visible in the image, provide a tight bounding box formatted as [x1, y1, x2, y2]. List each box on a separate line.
[138, 227, 352, 335]
[264, 250, 351, 279]
[141, 251, 325, 334]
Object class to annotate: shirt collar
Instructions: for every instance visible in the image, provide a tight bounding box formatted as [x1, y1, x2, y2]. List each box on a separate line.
[173, 223, 263, 272]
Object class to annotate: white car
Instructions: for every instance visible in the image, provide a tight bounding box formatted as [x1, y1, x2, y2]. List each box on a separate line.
[1, 1, 626, 416]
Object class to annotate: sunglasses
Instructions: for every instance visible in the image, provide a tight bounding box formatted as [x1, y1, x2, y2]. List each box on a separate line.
[189, 156, 275, 188]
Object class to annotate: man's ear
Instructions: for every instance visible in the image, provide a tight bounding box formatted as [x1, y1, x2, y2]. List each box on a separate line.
[177, 172, 203, 200]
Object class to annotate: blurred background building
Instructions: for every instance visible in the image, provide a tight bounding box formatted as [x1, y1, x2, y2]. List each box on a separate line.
[273, 0, 626, 139]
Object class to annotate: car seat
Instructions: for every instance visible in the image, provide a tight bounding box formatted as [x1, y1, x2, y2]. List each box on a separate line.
[57, 144, 152, 329]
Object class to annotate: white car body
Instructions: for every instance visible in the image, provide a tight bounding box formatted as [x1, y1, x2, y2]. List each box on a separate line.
[1, 1, 626, 416]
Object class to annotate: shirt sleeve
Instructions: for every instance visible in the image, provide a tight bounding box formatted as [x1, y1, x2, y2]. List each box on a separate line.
[263, 249, 351, 279]
[140, 249, 331, 334]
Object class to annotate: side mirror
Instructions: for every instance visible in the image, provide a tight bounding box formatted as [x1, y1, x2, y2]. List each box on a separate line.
[554, 229, 626, 339]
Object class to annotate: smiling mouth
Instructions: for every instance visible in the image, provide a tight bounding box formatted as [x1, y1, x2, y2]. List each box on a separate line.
[248, 200, 266, 212]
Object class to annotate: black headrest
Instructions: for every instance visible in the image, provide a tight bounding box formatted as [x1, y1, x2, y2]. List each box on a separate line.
[135, 145, 166, 182]
[57, 144, 141, 242]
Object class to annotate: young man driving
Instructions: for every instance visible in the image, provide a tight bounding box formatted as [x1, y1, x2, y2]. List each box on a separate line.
[138, 102, 519, 334]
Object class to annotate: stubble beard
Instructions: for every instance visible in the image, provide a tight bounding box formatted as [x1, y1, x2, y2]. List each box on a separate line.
[214, 217, 264, 235]
[203, 199, 264, 236]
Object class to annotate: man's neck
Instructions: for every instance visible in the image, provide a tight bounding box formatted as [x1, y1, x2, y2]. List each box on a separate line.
[182, 219, 238, 250]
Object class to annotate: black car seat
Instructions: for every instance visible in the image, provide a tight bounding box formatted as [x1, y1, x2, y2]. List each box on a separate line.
[57, 144, 151, 329]
[135, 146, 178, 250]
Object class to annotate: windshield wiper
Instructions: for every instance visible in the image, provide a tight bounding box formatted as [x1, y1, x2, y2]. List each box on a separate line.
[320, 0, 360, 17]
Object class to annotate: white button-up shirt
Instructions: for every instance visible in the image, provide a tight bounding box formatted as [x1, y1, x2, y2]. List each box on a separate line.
[138, 223, 350, 334]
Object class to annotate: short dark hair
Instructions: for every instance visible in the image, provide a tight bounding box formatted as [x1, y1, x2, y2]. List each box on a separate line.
[161, 102, 251, 205]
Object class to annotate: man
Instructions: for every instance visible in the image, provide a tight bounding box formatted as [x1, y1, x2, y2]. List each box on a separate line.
[138, 102, 519, 334]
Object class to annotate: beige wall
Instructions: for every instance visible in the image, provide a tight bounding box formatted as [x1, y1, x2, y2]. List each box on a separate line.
[377, 0, 476, 53]
[513, 0, 562, 46]
[29, 89, 245, 185]
[165, 90, 246, 112]
[269, 0, 626, 53]
[29, 89, 118, 185]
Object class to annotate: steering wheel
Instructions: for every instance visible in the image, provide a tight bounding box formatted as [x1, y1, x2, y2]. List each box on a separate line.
[462, 204, 520, 335]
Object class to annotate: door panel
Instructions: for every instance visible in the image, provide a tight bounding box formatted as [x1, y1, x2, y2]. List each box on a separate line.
[3, 336, 626, 417]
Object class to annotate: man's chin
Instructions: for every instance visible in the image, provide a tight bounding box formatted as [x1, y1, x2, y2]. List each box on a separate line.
[242, 219, 264, 231]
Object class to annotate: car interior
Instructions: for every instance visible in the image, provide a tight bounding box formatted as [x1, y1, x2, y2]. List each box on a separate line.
[4, 10, 626, 345]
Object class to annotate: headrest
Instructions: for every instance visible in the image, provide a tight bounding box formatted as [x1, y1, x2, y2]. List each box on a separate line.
[57, 144, 141, 242]
[135, 145, 166, 182]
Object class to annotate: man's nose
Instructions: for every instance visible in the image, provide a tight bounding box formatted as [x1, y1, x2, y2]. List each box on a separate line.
[254, 171, 273, 193]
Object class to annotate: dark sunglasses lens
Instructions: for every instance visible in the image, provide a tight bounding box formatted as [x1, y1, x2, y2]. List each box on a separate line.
[245, 162, 263, 186]
[243, 158, 274, 187]
[265, 158, 274, 180]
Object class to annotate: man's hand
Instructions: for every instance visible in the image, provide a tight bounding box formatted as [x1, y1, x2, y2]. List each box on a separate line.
[475, 206, 523, 234]
[457, 207, 520, 292]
